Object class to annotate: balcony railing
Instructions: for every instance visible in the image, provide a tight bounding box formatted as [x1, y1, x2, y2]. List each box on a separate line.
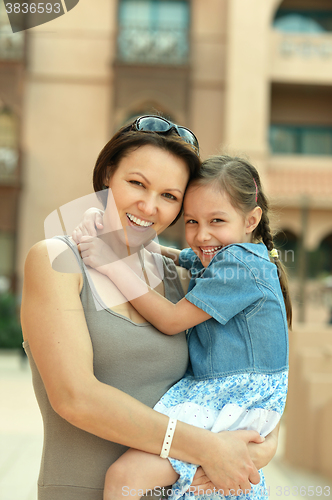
[117, 25, 189, 65]
[269, 30, 332, 84]
[269, 125, 332, 156]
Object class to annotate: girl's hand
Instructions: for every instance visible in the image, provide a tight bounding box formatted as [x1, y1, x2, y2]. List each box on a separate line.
[79, 236, 143, 279]
[72, 208, 104, 244]
[79, 236, 117, 272]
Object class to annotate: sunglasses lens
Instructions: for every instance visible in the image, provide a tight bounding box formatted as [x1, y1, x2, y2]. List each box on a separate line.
[177, 128, 199, 149]
[134, 116, 199, 152]
[136, 117, 170, 133]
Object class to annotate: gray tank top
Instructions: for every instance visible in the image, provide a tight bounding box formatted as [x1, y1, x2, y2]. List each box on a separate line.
[23, 236, 188, 500]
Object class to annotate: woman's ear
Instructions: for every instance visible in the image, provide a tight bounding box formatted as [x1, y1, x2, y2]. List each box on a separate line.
[103, 168, 112, 188]
[246, 206, 262, 234]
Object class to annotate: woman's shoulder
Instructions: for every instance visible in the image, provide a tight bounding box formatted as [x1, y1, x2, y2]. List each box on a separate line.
[25, 237, 83, 285]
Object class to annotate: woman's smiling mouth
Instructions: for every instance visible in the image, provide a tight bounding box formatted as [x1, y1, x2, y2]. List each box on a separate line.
[126, 213, 154, 228]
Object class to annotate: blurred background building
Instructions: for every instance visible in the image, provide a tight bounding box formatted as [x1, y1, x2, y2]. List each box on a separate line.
[1, 0, 332, 484]
[0, 0, 331, 296]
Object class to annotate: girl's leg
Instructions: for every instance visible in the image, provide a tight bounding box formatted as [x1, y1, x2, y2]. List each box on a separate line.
[104, 448, 179, 500]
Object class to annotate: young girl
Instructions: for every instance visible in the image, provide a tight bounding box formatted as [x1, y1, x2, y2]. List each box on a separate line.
[78, 155, 291, 500]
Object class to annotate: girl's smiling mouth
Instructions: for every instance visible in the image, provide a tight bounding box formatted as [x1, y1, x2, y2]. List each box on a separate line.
[199, 246, 223, 256]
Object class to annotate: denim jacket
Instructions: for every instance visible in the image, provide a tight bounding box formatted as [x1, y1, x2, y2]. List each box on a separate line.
[179, 243, 289, 380]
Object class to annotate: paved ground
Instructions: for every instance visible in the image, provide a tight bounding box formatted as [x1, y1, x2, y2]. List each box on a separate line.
[1, 350, 332, 500]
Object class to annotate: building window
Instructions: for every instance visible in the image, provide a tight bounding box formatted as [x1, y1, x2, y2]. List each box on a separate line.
[0, 108, 19, 182]
[269, 125, 332, 155]
[117, 0, 190, 65]
[0, 2, 24, 60]
[273, 10, 332, 34]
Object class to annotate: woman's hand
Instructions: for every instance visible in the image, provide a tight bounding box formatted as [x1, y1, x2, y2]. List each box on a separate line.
[189, 467, 217, 496]
[181, 429, 262, 496]
[189, 426, 277, 496]
[248, 424, 280, 470]
[72, 208, 104, 244]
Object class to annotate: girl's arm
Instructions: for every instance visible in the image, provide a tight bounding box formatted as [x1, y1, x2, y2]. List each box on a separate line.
[80, 236, 209, 335]
[21, 239, 261, 495]
[72, 208, 182, 265]
[72, 208, 104, 242]
[158, 245, 181, 266]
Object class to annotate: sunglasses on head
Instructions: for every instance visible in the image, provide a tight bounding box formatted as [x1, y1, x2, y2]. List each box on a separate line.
[131, 115, 199, 154]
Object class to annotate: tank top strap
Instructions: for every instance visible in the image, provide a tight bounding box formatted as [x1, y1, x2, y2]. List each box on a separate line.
[52, 235, 84, 271]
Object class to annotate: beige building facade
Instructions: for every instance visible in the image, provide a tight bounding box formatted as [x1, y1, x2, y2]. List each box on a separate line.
[1, 0, 332, 478]
[0, 0, 331, 288]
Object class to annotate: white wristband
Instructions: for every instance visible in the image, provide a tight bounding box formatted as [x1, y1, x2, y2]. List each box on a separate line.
[160, 418, 177, 459]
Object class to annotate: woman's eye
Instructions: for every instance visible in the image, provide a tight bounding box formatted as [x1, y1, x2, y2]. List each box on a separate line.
[129, 180, 144, 187]
[162, 193, 177, 201]
[212, 218, 224, 223]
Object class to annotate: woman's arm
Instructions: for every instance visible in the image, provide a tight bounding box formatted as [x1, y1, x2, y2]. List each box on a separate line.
[21, 240, 262, 495]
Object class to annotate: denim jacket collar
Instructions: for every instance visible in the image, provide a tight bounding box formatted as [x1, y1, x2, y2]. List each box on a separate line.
[191, 243, 269, 278]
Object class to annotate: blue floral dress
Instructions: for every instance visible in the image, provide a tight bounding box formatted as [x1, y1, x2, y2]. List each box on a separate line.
[153, 244, 289, 500]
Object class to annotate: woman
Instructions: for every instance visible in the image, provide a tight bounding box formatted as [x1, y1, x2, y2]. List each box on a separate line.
[21, 116, 278, 500]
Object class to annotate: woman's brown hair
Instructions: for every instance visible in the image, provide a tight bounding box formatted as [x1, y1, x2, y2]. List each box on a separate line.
[193, 155, 292, 327]
[93, 123, 201, 226]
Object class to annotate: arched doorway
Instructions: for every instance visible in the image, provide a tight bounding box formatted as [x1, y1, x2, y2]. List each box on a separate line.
[273, 0, 332, 34]
[307, 233, 332, 278]
[274, 229, 298, 275]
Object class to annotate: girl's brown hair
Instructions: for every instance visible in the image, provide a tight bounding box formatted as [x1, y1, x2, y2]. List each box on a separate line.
[93, 124, 201, 226]
[193, 155, 292, 327]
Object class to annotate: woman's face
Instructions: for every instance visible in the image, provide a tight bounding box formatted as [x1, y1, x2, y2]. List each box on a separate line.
[103, 144, 189, 248]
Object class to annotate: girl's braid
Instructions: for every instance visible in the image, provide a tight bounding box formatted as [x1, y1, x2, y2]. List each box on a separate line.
[260, 209, 274, 253]
[255, 180, 292, 325]
[249, 170, 275, 254]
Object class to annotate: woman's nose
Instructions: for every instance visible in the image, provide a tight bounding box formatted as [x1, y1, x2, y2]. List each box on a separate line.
[137, 195, 158, 216]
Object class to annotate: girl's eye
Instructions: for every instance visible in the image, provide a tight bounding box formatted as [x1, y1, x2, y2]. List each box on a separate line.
[212, 218, 224, 223]
[162, 193, 177, 201]
[185, 219, 197, 224]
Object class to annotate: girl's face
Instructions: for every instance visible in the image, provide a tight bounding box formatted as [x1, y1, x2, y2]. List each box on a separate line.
[183, 183, 260, 267]
[104, 144, 189, 248]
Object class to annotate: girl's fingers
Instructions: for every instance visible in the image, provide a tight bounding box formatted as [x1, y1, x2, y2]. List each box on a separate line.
[95, 212, 104, 228]
[84, 219, 98, 237]
[73, 227, 84, 243]
[72, 229, 78, 244]
[72, 228, 82, 244]
[80, 235, 94, 245]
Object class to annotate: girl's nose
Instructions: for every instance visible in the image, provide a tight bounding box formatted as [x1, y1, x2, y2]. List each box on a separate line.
[137, 196, 158, 216]
[196, 226, 211, 242]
